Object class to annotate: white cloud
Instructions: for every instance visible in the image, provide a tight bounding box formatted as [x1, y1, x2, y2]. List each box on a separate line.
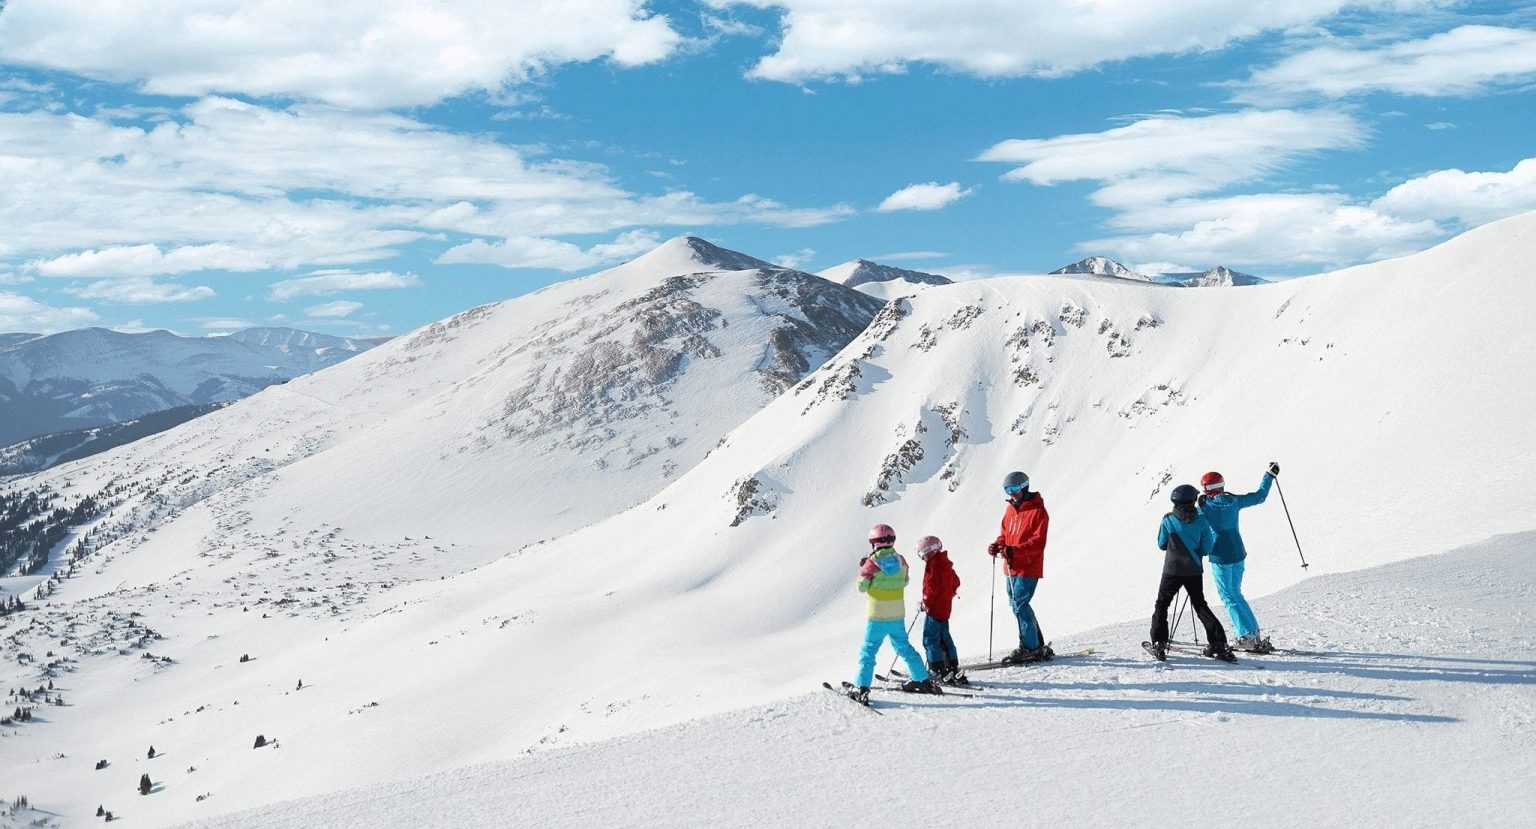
[0, 99, 854, 278]
[67, 278, 216, 303]
[1080, 193, 1443, 267]
[877, 182, 975, 212]
[0, 0, 681, 108]
[436, 230, 662, 271]
[0, 291, 99, 332]
[1371, 158, 1536, 226]
[1234, 25, 1536, 103]
[1426, 122, 1456, 130]
[0, 272, 33, 285]
[304, 300, 364, 318]
[712, 1, 1445, 83]
[269, 270, 421, 301]
[198, 317, 256, 331]
[773, 248, 816, 269]
[980, 108, 1472, 268]
[29, 243, 270, 277]
[979, 110, 1367, 206]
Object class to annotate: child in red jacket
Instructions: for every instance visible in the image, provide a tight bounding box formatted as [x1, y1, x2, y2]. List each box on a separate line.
[917, 535, 965, 684]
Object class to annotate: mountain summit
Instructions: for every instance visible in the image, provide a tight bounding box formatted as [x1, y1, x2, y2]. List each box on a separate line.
[622, 236, 780, 275]
[1049, 256, 1153, 282]
[1169, 265, 1269, 287]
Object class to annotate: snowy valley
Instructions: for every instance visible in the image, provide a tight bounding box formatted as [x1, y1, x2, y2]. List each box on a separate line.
[2, 214, 1535, 827]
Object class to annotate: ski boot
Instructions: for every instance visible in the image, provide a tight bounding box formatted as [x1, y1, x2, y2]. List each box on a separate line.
[847, 686, 871, 704]
[1143, 640, 1167, 661]
[1203, 643, 1238, 662]
[900, 677, 943, 694]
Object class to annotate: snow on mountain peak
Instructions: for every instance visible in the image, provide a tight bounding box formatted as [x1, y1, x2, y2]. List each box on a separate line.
[819, 259, 952, 289]
[1049, 256, 1152, 281]
[621, 235, 780, 277]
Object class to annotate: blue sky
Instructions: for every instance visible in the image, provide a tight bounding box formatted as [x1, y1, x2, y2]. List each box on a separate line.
[1, 0, 1533, 337]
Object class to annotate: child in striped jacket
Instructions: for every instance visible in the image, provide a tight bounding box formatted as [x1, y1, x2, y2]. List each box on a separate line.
[849, 523, 938, 702]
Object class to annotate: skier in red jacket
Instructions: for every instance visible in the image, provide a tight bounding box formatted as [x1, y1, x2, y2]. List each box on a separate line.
[989, 470, 1052, 664]
[916, 535, 965, 684]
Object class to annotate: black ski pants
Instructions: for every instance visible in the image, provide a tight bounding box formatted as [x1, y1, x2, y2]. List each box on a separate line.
[1150, 573, 1228, 648]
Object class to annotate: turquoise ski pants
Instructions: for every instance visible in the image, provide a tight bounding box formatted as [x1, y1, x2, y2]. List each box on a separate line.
[854, 619, 929, 688]
[1211, 560, 1259, 638]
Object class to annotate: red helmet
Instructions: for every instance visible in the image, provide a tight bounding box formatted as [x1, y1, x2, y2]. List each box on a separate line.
[915, 535, 943, 557]
[868, 523, 896, 545]
[1200, 471, 1225, 494]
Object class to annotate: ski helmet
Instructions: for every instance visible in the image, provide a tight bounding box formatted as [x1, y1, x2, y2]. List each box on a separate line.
[868, 523, 896, 545]
[1170, 484, 1200, 504]
[1003, 471, 1030, 494]
[915, 535, 943, 557]
[1200, 471, 1225, 494]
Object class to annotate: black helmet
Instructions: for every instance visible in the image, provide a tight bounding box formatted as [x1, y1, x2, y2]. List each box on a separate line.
[1170, 484, 1200, 504]
[1003, 471, 1029, 494]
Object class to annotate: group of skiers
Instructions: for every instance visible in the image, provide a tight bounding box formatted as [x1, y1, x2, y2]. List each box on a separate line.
[848, 464, 1281, 700]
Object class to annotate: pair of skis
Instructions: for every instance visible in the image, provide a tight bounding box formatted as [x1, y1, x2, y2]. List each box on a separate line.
[821, 679, 978, 712]
[1142, 640, 1239, 663]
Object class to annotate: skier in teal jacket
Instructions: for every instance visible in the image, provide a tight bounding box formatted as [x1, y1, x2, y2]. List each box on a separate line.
[1197, 463, 1279, 652]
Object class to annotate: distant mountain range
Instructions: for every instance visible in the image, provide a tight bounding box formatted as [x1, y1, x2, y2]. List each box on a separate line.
[818, 259, 952, 299]
[0, 326, 379, 446]
[1050, 257, 1268, 286]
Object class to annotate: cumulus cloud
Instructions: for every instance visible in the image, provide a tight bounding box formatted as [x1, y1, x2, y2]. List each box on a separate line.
[1371, 158, 1536, 226]
[877, 182, 975, 212]
[269, 270, 421, 301]
[0, 291, 99, 332]
[773, 248, 816, 269]
[979, 108, 1476, 268]
[1233, 25, 1536, 104]
[29, 243, 270, 278]
[67, 278, 216, 303]
[304, 300, 364, 318]
[1079, 193, 1443, 267]
[436, 230, 662, 271]
[0, 0, 682, 108]
[712, 1, 1445, 83]
[0, 99, 853, 280]
[979, 109, 1367, 206]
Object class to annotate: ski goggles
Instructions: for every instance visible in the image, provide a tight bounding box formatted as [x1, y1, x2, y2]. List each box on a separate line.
[1003, 482, 1028, 495]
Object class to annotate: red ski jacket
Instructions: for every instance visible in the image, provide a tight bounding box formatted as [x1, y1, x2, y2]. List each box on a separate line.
[921, 551, 961, 621]
[994, 493, 1049, 578]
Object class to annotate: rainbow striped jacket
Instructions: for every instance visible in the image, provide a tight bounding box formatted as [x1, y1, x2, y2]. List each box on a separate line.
[857, 547, 910, 621]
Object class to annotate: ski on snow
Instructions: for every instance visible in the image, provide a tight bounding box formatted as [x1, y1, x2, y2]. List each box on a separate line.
[955, 646, 1097, 674]
[822, 681, 883, 714]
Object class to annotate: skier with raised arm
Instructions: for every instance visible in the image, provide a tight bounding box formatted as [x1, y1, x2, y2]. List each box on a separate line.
[989, 471, 1052, 664]
[846, 524, 938, 703]
[1198, 463, 1280, 653]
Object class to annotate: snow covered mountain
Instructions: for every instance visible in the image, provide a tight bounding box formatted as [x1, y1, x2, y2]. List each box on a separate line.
[818, 259, 952, 300]
[1162, 265, 1270, 287]
[1048, 256, 1153, 281]
[2, 216, 1535, 826]
[0, 327, 376, 446]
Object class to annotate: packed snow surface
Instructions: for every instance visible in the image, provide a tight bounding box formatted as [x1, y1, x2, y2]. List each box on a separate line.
[178, 532, 1536, 828]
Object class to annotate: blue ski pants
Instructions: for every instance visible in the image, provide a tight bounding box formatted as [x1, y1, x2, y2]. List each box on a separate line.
[1006, 575, 1042, 650]
[1211, 561, 1259, 638]
[922, 615, 959, 670]
[854, 619, 929, 688]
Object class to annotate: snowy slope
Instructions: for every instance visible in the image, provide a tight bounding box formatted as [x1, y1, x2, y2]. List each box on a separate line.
[0, 327, 375, 446]
[2, 215, 1535, 826]
[178, 532, 1536, 829]
[819, 259, 951, 300]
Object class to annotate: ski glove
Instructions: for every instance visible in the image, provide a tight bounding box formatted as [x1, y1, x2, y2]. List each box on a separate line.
[1267, 462, 1280, 477]
[987, 542, 1001, 557]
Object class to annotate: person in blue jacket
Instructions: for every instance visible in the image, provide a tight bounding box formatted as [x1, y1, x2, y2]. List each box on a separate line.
[1198, 463, 1279, 653]
[1147, 484, 1234, 661]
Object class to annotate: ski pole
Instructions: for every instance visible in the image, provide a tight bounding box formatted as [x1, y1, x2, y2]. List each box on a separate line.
[1273, 476, 1310, 569]
[888, 609, 921, 675]
[988, 555, 997, 661]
